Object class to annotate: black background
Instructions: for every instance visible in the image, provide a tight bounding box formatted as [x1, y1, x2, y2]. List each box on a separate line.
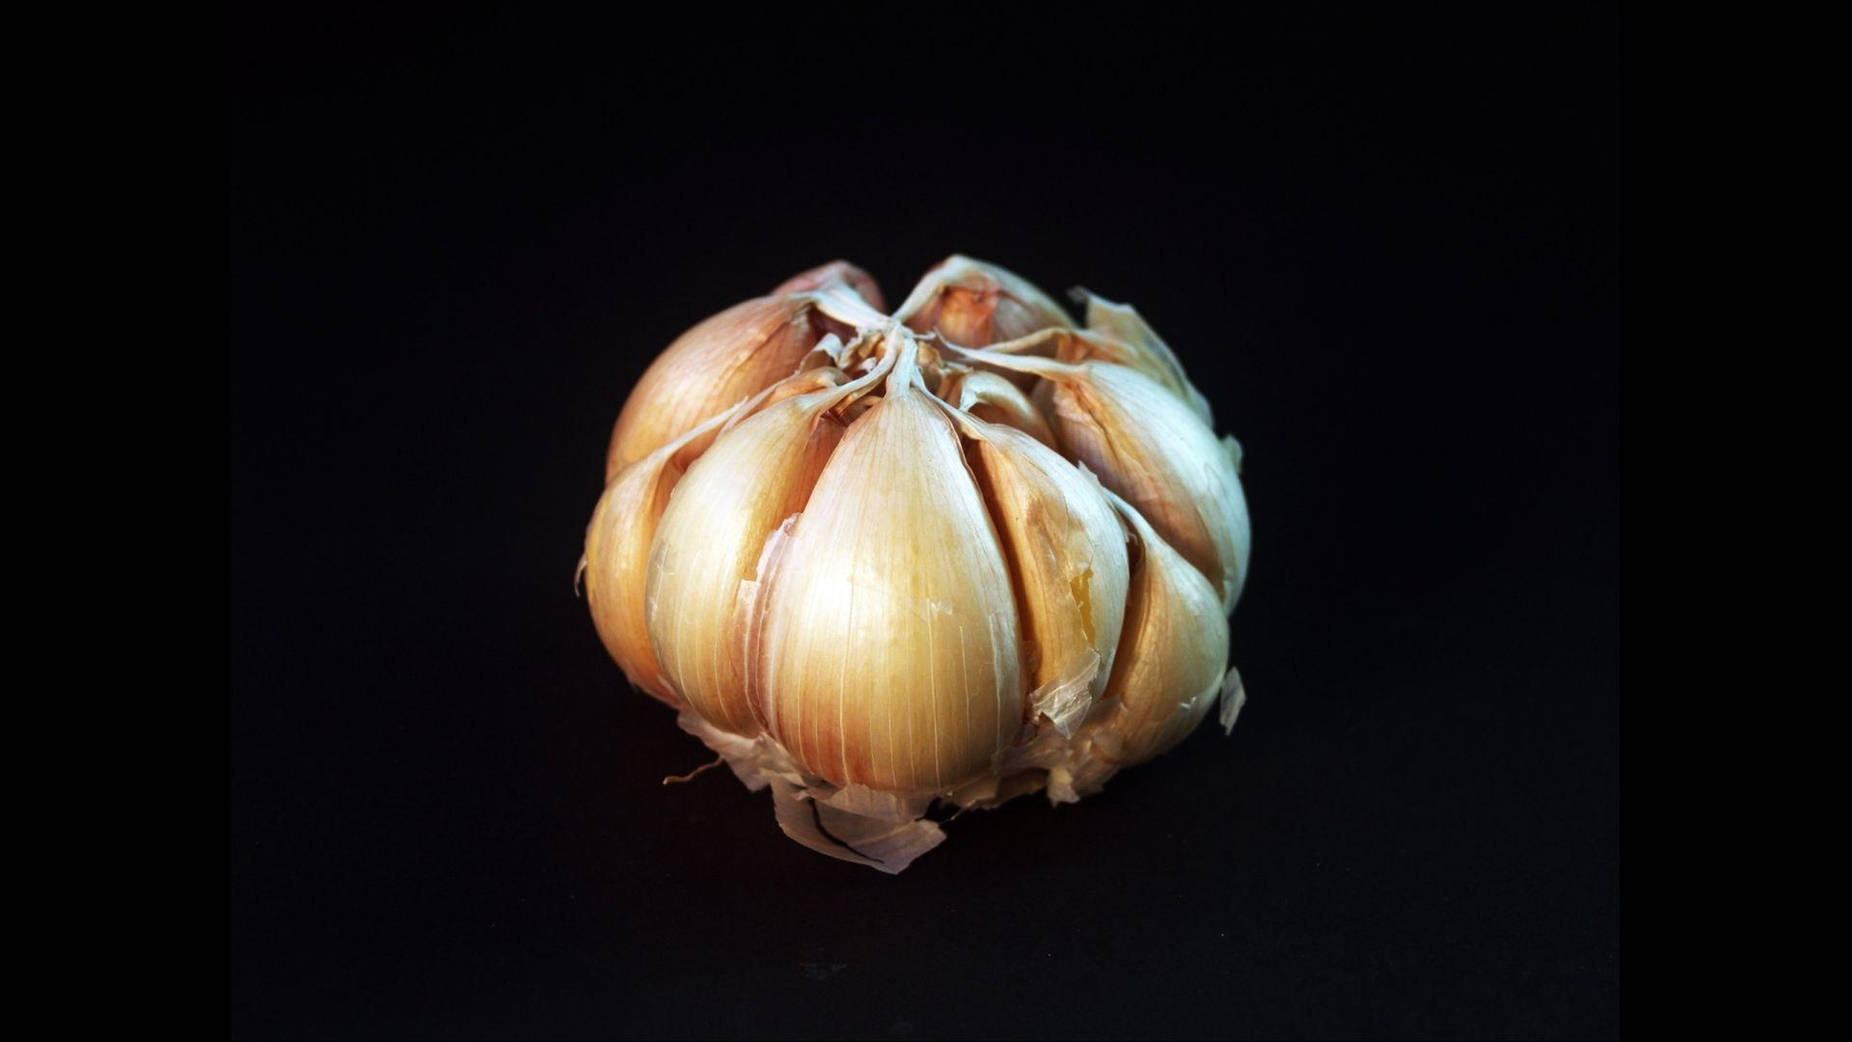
[233, 7, 1618, 1039]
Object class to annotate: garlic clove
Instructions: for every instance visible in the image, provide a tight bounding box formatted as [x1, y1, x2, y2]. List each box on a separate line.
[750, 381, 1023, 793]
[943, 347, 1250, 611]
[585, 400, 762, 707]
[646, 380, 876, 737]
[1087, 491, 1231, 765]
[895, 254, 1072, 347]
[1043, 361, 1250, 610]
[949, 409, 1129, 726]
[770, 260, 886, 311]
[584, 446, 689, 708]
[607, 296, 828, 477]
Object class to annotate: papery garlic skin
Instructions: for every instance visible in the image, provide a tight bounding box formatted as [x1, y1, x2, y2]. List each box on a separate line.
[584, 258, 1252, 872]
[751, 377, 1022, 793]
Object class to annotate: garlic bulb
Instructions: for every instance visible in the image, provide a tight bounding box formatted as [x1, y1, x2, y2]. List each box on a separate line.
[582, 257, 1250, 872]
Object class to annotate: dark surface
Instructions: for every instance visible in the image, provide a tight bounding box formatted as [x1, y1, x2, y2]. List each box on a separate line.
[232, 8, 1619, 1039]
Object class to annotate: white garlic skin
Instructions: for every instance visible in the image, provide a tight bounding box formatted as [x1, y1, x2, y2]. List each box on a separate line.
[751, 385, 1023, 792]
[584, 257, 1250, 870]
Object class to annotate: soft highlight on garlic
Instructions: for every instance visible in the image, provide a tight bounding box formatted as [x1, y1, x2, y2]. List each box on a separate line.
[581, 256, 1252, 872]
